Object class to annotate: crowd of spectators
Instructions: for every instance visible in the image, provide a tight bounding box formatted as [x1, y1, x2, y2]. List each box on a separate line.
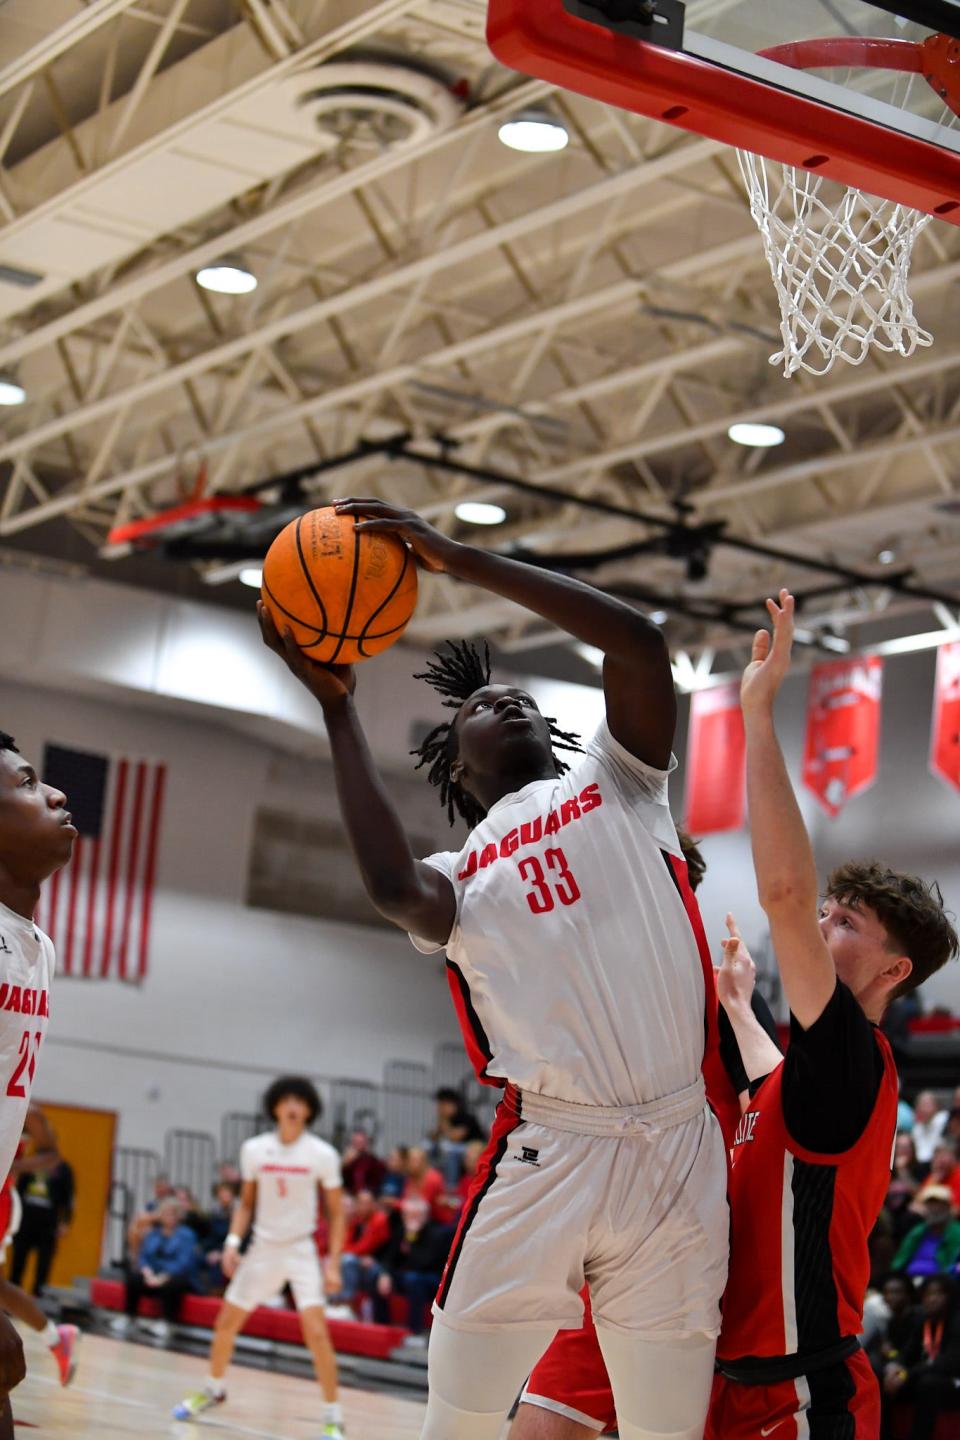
[115, 1080, 960, 1429]
[115, 1090, 486, 1344]
[866, 1086, 960, 1438]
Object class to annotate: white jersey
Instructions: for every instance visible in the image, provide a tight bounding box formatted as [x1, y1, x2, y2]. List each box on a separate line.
[241, 1129, 342, 1245]
[0, 902, 54, 1185]
[411, 721, 706, 1107]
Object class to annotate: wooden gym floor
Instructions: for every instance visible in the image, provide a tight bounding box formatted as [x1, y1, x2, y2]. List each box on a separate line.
[10, 1329, 430, 1437]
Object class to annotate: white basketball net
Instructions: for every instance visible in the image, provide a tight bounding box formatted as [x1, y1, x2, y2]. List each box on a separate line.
[736, 151, 933, 377]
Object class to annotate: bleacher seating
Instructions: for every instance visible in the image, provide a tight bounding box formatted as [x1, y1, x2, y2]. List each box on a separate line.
[90, 1278, 408, 1362]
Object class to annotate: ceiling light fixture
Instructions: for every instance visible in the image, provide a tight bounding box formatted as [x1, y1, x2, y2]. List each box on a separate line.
[454, 501, 507, 526]
[727, 421, 785, 448]
[0, 378, 26, 405]
[239, 566, 264, 589]
[877, 548, 897, 565]
[498, 111, 569, 154]
[649, 610, 669, 625]
[196, 261, 258, 295]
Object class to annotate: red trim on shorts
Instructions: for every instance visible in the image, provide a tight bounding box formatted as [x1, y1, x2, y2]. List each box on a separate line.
[435, 1084, 522, 1310]
[705, 1347, 880, 1439]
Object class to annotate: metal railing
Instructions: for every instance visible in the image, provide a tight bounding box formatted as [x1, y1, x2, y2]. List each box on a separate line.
[108, 1145, 161, 1264]
[165, 1128, 216, 1205]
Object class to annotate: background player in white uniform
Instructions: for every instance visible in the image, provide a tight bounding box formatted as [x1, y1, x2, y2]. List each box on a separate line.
[258, 502, 729, 1440]
[174, 1075, 346, 1438]
[0, 729, 77, 1437]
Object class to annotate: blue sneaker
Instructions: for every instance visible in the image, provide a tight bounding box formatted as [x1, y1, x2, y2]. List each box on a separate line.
[172, 1388, 226, 1420]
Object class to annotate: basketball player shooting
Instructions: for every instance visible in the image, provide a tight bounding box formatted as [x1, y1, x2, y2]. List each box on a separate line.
[174, 1076, 346, 1438]
[258, 500, 730, 1440]
[0, 733, 77, 1436]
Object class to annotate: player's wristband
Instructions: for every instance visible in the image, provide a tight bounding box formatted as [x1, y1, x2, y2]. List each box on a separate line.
[225, 1234, 242, 1251]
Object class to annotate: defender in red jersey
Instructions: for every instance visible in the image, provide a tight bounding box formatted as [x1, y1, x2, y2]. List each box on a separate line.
[512, 593, 959, 1440]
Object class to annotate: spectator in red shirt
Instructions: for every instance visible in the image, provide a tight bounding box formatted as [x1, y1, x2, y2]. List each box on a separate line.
[401, 1148, 447, 1231]
[337, 1191, 391, 1314]
[915, 1142, 960, 1212]
[340, 1131, 387, 1197]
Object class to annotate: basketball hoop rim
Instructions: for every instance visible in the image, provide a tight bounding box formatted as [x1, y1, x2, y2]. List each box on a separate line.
[487, 0, 960, 223]
[759, 33, 960, 119]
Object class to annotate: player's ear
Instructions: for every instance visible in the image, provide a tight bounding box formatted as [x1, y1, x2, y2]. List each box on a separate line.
[883, 955, 912, 991]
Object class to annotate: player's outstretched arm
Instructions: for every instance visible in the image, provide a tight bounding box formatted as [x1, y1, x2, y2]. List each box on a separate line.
[257, 604, 456, 944]
[740, 592, 836, 1030]
[335, 500, 675, 768]
[717, 915, 784, 1101]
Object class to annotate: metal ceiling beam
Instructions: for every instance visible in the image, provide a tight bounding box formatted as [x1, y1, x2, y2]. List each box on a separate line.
[0, 0, 143, 102]
[0, 75, 554, 372]
[0, 135, 726, 466]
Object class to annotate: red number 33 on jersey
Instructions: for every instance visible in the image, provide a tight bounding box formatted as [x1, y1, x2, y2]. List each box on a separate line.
[517, 848, 582, 914]
[6, 1030, 41, 1099]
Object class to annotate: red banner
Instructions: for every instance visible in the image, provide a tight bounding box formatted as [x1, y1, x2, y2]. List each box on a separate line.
[802, 657, 884, 817]
[930, 640, 960, 793]
[684, 682, 746, 835]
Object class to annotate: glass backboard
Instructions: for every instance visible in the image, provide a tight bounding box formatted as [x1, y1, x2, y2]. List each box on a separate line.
[487, 0, 960, 220]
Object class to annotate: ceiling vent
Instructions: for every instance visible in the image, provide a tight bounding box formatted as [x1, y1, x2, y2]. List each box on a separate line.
[294, 61, 462, 149]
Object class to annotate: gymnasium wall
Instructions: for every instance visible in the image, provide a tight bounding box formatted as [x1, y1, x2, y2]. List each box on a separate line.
[3, 678, 463, 1157]
[679, 647, 960, 1015]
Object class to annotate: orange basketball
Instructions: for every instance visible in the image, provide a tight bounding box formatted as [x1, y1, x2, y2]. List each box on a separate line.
[260, 506, 418, 664]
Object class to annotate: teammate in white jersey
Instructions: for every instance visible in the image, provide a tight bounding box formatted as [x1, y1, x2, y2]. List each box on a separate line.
[0, 730, 77, 1437]
[173, 1076, 346, 1438]
[258, 502, 729, 1440]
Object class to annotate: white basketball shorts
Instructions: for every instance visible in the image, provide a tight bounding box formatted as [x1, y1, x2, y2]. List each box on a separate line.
[224, 1235, 325, 1313]
[434, 1079, 729, 1339]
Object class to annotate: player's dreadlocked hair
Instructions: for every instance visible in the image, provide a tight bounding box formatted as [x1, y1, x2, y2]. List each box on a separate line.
[412, 639, 582, 828]
[0, 733, 19, 754]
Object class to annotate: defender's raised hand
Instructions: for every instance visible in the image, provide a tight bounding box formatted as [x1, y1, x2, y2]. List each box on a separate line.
[257, 601, 355, 710]
[717, 913, 757, 1014]
[333, 499, 459, 574]
[740, 589, 795, 715]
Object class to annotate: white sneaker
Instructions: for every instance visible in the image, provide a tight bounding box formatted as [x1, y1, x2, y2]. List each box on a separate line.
[144, 1319, 172, 1342]
[108, 1315, 132, 1337]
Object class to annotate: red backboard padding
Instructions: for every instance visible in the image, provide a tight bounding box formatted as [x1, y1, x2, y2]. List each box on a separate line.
[486, 1, 960, 223]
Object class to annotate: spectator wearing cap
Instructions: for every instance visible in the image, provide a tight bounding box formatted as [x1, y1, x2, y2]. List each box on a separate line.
[894, 1186, 960, 1278]
[340, 1131, 387, 1197]
[912, 1091, 950, 1172]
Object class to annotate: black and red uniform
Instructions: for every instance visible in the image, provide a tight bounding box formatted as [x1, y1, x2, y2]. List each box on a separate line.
[524, 979, 897, 1438]
[708, 979, 898, 1439]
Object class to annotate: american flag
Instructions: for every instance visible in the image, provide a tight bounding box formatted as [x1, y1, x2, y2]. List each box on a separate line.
[37, 745, 167, 983]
